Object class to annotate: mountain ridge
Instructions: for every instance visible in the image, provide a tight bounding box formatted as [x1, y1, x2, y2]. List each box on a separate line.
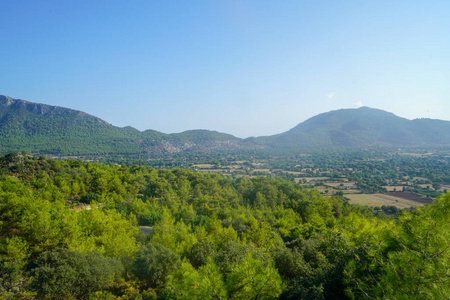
[0, 95, 257, 155]
[250, 106, 450, 149]
[1, 95, 450, 156]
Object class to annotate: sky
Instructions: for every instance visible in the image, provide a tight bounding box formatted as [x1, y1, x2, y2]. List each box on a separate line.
[1, 0, 449, 138]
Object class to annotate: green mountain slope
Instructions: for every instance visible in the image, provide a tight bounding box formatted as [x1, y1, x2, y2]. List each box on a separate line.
[250, 107, 450, 149]
[0, 95, 252, 155]
[1, 95, 450, 156]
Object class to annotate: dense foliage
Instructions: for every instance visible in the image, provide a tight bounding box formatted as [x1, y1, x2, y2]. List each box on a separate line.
[0, 152, 449, 299]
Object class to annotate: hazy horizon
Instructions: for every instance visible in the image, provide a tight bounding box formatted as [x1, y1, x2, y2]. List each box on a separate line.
[1, 1, 449, 138]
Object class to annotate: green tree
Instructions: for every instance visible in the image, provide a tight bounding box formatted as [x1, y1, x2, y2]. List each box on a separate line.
[380, 194, 450, 299]
[72, 207, 139, 258]
[214, 241, 270, 275]
[133, 243, 181, 289]
[30, 248, 122, 300]
[165, 258, 227, 299]
[186, 240, 217, 268]
[272, 246, 311, 280]
[226, 254, 283, 299]
[432, 182, 441, 191]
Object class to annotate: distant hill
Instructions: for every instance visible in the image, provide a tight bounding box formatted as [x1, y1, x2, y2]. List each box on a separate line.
[0, 95, 256, 155]
[250, 107, 450, 149]
[1, 95, 450, 156]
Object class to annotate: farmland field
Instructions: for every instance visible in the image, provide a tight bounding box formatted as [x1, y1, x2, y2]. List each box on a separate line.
[294, 177, 329, 183]
[381, 185, 405, 191]
[326, 181, 357, 188]
[192, 164, 215, 168]
[346, 192, 433, 209]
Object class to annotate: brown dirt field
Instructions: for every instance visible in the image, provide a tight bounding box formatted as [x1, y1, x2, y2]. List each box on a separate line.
[382, 186, 405, 192]
[193, 164, 215, 168]
[295, 177, 329, 183]
[440, 185, 450, 192]
[198, 169, 226, 173]
[418, 184, 432, 189]
[280, 171, 305, 175]
[227, 165, 244, 169]
[326, 182, 357, 188]
[304, 177, 330, 181]
[387, 192, 433, 204]
[342, 189, 362, 194]
[346, 193, 431, 209]
[316, 186, 333, 195]
[252, 169, 271, 173]
[398, 152, 434, 157]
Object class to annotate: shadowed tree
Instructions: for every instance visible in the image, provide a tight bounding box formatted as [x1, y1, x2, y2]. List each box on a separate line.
[29, 248, 123, 300]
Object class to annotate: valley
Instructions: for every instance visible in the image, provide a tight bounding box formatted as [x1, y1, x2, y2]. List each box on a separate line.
[155, 148, 448, 209]
[1, 96, 450, 298]
[70, 147, 448, 210]
[2, 1, 449, 297]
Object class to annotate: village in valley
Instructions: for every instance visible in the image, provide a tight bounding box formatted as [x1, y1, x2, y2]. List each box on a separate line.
[179, 149, 449, 210]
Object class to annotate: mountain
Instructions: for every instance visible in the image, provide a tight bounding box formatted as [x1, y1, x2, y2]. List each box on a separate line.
[1, 95, 450, 156]
[251, 107, 450, 149]
[0, 95, 256, 155]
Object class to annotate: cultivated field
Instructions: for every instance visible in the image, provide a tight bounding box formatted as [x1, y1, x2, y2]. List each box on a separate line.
[252, 168, 271, 173]
[326, 181, 357, 188]
[192, 164, 215, 168]
[346, 192, 433, 209]
[295, 177, 329, 183]
[381, 185, 405, 192]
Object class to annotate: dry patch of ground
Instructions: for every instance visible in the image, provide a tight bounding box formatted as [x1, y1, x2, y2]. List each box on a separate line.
[193, 164, 215, 168]
[295, 177, 329, 183]
[387, 192, 433, 204]
[382, 186, 405, 192]
[281, 171, 305, 175]
[198, 169, 226, 173]
[342, 189, 362, 194]
[418, 184, 432, 189]
[326, 182, 357, 188]
[398, 152, 434, 157]
[440, 184, 450, 192]
[252, 169, 271, 173]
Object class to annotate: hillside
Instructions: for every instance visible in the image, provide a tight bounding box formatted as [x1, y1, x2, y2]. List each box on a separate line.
[251, 107, 450, 149]
[0, 95, 255, 155]
[1, 152, 449, 298]
[1, 95, 450, 156]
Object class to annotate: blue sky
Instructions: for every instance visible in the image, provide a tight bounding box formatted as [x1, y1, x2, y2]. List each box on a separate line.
[1, 0, 449, 138]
